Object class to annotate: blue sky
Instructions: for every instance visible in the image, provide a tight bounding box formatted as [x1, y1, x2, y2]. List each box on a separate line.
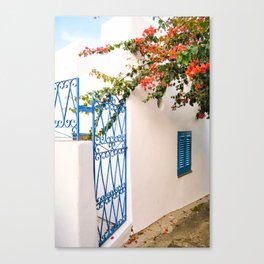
[54, 16, 112, 51]
[54, 16, 159, 51]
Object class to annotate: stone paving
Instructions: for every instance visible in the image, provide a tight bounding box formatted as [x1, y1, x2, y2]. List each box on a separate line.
[122, 195, 210, 248]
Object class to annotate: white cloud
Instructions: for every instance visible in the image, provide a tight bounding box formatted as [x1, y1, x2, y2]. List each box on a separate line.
[60, 31, 99, 47]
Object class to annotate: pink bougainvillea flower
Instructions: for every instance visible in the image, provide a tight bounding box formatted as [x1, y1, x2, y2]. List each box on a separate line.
[142, 26, 156, 37]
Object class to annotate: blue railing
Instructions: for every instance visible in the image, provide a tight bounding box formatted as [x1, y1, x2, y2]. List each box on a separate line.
[54, 77, 80, 140]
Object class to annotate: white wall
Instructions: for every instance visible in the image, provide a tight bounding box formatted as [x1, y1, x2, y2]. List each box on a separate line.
[55, 16, 210, 237]
[98, 17, 154, 227]
[127, 89, 209, 231]
[55, 141, 98, 247]
[99, 17, 209, 232]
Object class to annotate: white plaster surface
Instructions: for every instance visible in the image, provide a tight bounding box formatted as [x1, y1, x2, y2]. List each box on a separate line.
[127, 90, 209, 232]
[55, 141, 98, 247]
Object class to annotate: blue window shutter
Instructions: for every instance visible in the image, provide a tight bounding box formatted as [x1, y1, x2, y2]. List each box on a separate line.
[178, 131, 192, 176]
[185, 131, 192, 173]
[177, 132, 186, 176]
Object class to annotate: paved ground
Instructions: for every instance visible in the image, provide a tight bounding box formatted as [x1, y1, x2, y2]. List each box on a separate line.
[123, 195, 210, 248]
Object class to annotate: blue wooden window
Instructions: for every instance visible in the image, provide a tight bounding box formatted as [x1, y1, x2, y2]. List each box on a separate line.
[177, 131, 192, 177]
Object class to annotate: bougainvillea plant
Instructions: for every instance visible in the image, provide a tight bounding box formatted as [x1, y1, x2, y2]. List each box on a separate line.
[79, 16, 210, 119]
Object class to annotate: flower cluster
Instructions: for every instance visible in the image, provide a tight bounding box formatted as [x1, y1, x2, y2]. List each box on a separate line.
[79, 16, 210, 119]
[139, 75, 155, 90]
[142, 26, 156, 37]
[135, 40, 187, 63]
[168, 44, 186, 60]
[79, 44, 111, 57]
[186, 60, 210, 80]
[167, 26, 187, 38]
[135, 37, 144, 45]
[138, 66, 167, 91]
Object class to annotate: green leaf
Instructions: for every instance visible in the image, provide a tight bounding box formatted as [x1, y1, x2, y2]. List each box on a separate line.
[182, 57, 189, 65]
[176, 54, 182, 63]
[190, 99, 195, 106]
[191, 46, 198, 55]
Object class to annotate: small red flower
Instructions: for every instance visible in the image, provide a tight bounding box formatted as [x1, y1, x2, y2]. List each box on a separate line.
[143, 26, 156, 37]
[195, 84, 203, 90]
[169, 50, 177, 60]
[135, 37, 144, 45]
[150, 63, 157, 71]
[198, 113, 205, 119]
[177, 44, 186, 52]
[200, 64, 207, 74]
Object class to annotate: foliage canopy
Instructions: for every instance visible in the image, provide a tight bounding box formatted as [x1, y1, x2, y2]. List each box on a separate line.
[79, 16, 210, 119]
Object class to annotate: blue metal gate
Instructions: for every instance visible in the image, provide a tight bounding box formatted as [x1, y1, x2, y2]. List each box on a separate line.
[54, 78, 80, 140]
[54, 79, 127, 246]
[92, 95, 127, 246]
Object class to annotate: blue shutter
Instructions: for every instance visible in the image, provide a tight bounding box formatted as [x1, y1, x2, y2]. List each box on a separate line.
[178, 132, 186, 176]
[185, 131, 192, 173]
[177, 131, 192, 176]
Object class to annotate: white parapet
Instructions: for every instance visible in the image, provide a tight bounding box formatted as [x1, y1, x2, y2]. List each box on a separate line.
[55, 141, 98, 247]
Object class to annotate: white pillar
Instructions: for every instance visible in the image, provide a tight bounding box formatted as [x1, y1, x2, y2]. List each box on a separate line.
[55, 141, 98, 247]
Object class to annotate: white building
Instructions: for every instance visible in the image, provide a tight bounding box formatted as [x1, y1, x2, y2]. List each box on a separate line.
[55, 17, 210, 247]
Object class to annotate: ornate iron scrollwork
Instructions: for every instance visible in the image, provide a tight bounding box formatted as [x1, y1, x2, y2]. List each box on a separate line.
[54, 78, 79, 139]
[93, 94, 127, 246]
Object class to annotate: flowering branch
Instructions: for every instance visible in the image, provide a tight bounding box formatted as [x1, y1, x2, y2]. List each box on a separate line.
[79, 16, 210, 119]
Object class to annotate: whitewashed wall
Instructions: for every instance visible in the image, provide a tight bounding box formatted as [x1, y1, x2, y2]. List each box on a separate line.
[55, 141, 98, 247]
[127, 89, 209, 231]
[98, 17, 209, 232]
[55, 16, 210, 236]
